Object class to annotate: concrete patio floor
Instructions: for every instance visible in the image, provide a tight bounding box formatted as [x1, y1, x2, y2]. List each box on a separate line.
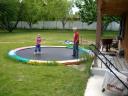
[84, 74, 105, 96]
[84, 51, 128, 96]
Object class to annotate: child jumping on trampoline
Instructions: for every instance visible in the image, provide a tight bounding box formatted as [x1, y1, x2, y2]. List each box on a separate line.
[34, 34, 42, 54]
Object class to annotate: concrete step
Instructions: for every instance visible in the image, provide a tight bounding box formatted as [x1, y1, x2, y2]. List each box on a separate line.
[91, 67, 106, 76]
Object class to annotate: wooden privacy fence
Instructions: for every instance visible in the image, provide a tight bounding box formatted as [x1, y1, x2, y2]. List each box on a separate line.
[17, 21, 119, 30]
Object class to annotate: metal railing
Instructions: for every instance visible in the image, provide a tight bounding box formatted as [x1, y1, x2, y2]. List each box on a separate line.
[89, 44, 128, 90]
[90, 44, 119, 71]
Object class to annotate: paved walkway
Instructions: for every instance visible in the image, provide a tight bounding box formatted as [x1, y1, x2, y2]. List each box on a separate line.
[84, 75, 105, 96]
[84, 51, 128, 96]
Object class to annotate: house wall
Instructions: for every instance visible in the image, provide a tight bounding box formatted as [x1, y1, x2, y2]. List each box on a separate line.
[121, 15, 128, 62]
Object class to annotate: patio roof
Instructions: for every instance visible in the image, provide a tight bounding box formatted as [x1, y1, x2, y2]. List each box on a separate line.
[101, 0, 128, 16]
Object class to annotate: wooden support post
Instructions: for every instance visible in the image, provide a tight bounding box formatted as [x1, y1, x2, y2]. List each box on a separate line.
[94, 0, 102, 67]
[96, 0, 102, 48]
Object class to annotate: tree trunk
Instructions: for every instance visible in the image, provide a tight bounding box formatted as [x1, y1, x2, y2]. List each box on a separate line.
[29, 22, 32, 29]
[62, 20, 66, 30]
[0, 3, 23, 32]
[62, 21, 65, 29]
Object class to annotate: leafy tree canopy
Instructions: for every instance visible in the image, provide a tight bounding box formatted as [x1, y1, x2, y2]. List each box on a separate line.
[0, 0, 21, 32]
[40, 0, 71, 20]
[22, 0, 71, 28]
[75, 0, 120, 30]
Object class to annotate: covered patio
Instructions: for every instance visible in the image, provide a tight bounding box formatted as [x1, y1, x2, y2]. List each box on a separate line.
[96, 0, 128, 62]
[85, 0, 128, 96]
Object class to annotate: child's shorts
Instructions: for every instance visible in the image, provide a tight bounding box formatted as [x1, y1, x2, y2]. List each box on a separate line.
[36, 44, 40, 48]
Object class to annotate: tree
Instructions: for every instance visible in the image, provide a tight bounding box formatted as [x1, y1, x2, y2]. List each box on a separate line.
[55, 0, 72, 29]
[39, 0, 72, 29]
[75, 0, 120, 31]
[22, 0, 71, 29]
[0, 0, 22, 32]
[22, 0, 46, 29]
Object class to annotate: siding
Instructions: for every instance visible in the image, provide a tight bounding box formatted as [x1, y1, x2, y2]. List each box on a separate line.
[121, 15, 128, 62]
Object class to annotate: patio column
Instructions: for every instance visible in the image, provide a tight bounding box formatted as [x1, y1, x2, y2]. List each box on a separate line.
[94, 0, 102, 67]
[96, 0, 102, 48]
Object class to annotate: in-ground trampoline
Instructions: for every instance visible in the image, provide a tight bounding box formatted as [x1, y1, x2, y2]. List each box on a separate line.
[8, 46, 93, 65]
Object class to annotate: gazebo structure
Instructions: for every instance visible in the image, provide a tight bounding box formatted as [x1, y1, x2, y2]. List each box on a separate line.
[96, 0, 128, 62]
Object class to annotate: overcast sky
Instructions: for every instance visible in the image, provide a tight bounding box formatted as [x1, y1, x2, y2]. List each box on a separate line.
[72, 6, 79, 14]
[70, 0, 79, 14]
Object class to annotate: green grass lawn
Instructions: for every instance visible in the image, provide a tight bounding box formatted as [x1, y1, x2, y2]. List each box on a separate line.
[0, 29, 116, 96]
